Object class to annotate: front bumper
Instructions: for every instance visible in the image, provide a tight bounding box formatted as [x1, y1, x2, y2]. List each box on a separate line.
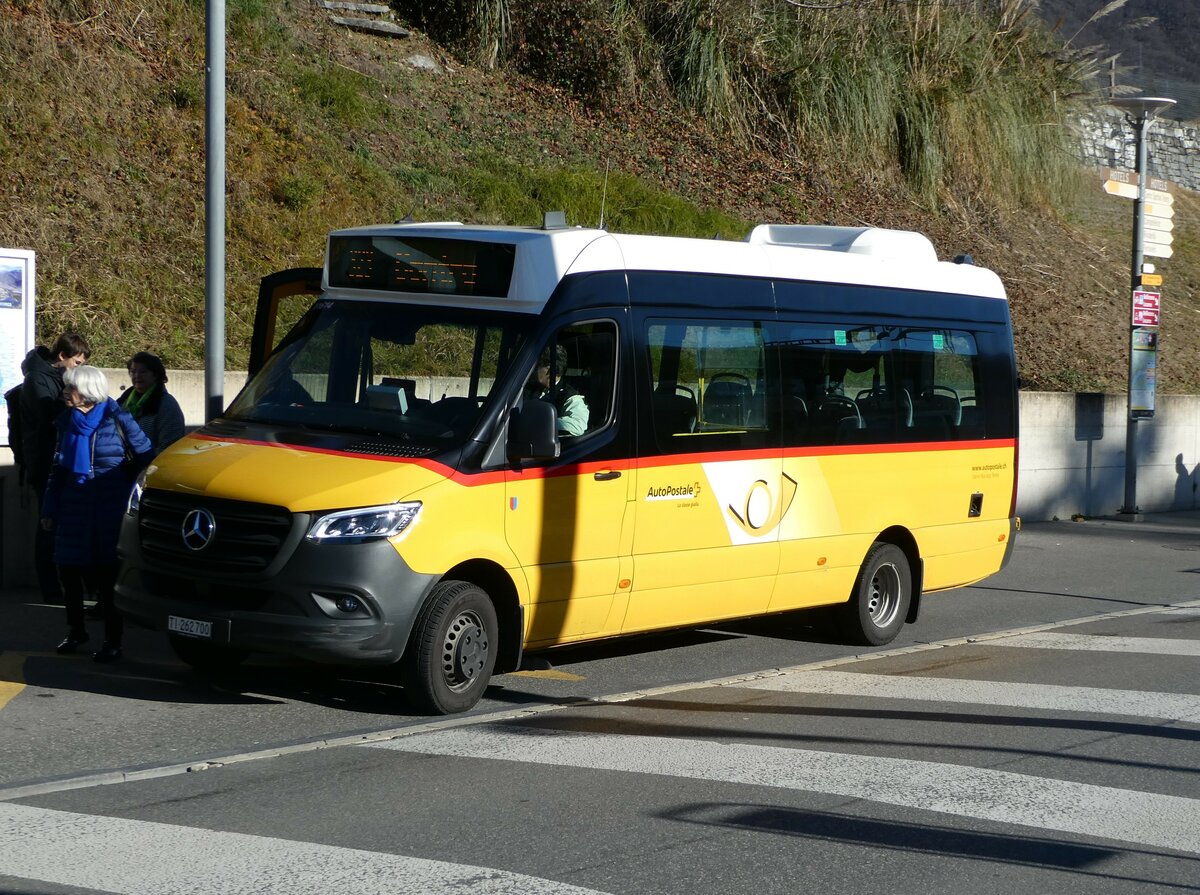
[115, 511, 437, 665]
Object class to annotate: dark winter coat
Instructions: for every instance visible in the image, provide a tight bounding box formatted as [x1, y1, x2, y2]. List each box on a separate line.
[18, 347, 65, 492]
[117, 383, 186, 455]
[42, 400, 153, 568]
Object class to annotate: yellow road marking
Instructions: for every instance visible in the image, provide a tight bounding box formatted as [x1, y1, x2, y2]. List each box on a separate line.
[509, 669, 586, 681]
[0, 653, 27, 711]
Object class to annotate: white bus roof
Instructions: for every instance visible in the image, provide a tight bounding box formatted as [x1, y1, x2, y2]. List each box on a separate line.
[324, 222, 1007, 311]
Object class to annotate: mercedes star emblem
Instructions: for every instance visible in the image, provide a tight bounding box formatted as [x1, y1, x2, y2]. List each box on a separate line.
[181, 508, 216, 551]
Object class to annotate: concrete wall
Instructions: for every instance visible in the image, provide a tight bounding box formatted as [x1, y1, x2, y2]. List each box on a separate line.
[4, 376, 1199, 586]
[1018, 391, 1200, 520]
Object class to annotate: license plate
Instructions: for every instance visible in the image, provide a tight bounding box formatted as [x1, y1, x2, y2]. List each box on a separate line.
[168, 615, 213, 639]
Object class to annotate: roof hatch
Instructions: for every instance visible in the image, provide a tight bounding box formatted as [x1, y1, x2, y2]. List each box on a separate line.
[747, 225, 938, 264]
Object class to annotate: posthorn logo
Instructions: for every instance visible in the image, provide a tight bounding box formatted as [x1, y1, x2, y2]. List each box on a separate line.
[181, 508, 216, 551]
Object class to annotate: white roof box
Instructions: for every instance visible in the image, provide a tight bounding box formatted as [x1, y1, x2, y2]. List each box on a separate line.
[747, 225, 938, 264]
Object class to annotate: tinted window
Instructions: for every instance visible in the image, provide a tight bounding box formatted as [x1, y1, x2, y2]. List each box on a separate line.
[522, 320, 618, 440]
[771, 321, 997, 446]
[644, 319, 776, 455]
[227, 301, 530, 448]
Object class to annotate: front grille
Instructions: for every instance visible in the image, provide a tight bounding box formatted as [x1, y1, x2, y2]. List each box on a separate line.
[138, 489, 296, 575]
[141, 571, 280, 611]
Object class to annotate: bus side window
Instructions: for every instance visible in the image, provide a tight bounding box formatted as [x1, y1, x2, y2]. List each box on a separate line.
[645, 319, 772, 453]
[896, 329, 983, 441]
[534, 320, 618, 439]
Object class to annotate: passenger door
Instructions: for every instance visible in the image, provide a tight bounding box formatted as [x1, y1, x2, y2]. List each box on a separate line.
[249, 268, 324, 376]
[505, 318, 633, 645]
[623, 314, 784, 633]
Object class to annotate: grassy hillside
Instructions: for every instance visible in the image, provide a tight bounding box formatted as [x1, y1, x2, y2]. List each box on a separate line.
[1, 0, 1198, 393]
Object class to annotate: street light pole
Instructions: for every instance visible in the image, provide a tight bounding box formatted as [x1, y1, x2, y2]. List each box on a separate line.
[205, 1, 226, 423]
[1112, 96, 1175, 520]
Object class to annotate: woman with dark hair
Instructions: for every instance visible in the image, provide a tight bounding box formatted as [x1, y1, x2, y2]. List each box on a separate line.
[43, 365, 153, 662]
[18, 330, 91, 605]
[117, 351, 185, 455]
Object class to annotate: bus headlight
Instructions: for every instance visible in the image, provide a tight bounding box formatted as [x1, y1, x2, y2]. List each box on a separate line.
[126, 467, 151, 516]
[306, 502, 421, 542]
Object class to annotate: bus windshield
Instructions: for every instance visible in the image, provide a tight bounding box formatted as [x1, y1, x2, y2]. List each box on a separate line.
[225, 299, 532, 448]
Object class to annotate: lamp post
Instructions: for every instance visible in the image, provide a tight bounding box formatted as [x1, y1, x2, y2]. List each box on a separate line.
[205, 1, 226, 423]
[1111, 96, 1175, 521]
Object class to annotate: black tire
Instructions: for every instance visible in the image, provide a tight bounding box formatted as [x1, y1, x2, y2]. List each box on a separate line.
[168, 633, 250, 672]
[840, 542, 911, 646]
[402, 580, 498, 715]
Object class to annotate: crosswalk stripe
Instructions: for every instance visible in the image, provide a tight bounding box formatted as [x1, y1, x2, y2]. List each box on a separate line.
[0, 803, 613, 895]
[988, 632, 1200, 656]
[738, 670, 1200, 722]
[367, 726, 1200, 855]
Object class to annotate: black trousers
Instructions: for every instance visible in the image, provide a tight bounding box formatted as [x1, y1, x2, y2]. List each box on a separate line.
[61, 563, 122, 645]
[33, 483, 61, 603]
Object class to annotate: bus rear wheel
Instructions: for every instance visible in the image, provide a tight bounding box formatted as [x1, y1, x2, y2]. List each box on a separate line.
[840, 542, 910, 646]
[402, 580, 497, 715]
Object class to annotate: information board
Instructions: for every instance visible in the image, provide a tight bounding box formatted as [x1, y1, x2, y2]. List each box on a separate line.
[1130, 327, 1158, 419]
[0, 249, 36, 447]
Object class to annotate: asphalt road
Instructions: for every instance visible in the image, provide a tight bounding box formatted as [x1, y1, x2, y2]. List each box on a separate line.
[2, 515, 1200, 893]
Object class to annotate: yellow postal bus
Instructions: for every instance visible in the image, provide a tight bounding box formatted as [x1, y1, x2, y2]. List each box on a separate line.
[116, 220, 1018, 713]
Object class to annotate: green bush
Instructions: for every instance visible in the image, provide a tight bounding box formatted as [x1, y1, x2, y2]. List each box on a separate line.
[273, 175, 321, 210]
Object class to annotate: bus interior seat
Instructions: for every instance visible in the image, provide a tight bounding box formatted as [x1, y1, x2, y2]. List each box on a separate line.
[815, 394, 862, 429]
[653, 385, 698, 436]
[790, 394, 808, 423]
[923, 386, 961, 423]
[854, 386, 912, 430]
[912, 386, 960, 436]
[959, 403, 984, 437]
[703, 378, 753, 427]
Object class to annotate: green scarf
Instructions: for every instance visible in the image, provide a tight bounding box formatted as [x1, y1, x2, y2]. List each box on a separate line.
[123, 382, 156, 417]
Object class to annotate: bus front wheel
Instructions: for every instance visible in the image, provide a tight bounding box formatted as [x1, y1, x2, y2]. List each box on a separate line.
[841, 542, 911, 646]
[402, 580, 498, 715]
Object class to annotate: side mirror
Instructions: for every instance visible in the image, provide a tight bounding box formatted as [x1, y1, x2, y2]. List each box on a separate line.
[507, 399, 560, 462]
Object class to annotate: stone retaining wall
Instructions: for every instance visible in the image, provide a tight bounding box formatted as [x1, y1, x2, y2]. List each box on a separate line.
[1076, 107, 1200, 190]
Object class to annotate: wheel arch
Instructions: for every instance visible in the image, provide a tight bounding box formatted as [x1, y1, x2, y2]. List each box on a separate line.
[442, 558, 524, 674]
[875, 525, 924, 624]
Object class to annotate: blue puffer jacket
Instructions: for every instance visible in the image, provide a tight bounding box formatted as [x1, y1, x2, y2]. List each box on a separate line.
[43, 399, 153, 567]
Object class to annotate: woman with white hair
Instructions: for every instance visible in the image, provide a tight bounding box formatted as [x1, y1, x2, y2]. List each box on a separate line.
[41, 365, 153, 662]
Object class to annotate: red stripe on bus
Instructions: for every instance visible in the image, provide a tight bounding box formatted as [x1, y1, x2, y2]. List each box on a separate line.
[188, 432, 1015, 485]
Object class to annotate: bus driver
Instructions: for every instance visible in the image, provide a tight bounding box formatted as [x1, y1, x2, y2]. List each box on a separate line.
[526, 344, 588, 436]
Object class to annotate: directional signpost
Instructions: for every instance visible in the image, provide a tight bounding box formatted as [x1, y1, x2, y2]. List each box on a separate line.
[1104, 97, 1176, 519]
[1103, 177, 1139, 200]
[1143, 191, 1175, 259]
